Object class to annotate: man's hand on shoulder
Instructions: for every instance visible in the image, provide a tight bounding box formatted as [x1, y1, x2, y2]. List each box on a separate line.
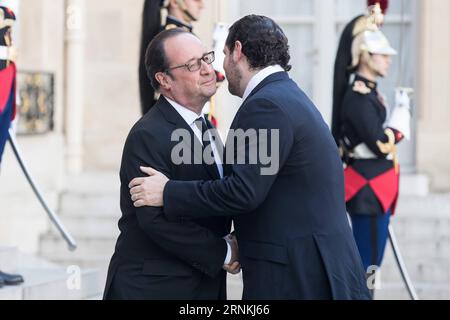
[129, 166, 169, 207]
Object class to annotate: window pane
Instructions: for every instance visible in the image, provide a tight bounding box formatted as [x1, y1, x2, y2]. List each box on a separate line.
[335, 0, 412, 17]
[335, 0, 366, 18]
[385, 0, 412, 15]
[240, 0, 313, 17]
[281, 24, 314, 97]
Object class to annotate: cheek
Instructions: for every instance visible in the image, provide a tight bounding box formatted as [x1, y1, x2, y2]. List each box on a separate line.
[224, 58, 231, 73]
[185, 74, 201, 91]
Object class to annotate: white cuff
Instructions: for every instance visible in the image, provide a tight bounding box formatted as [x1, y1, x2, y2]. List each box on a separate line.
[388, 106, 411, 141]
[224, 240, 232, 265]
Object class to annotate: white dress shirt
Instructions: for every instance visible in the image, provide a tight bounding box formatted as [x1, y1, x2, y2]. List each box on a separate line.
[165, 97, 224, 178]
[164, 96, 231, 264]
[242, 65, 285, 101]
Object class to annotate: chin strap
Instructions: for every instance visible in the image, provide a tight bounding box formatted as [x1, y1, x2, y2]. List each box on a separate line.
[176, 0, 197, 22]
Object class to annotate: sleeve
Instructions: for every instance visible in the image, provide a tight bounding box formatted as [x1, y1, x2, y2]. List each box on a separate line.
[123, 129, 228, 277]
[346, 96, 402, 158]
[163, 98, 294, 220]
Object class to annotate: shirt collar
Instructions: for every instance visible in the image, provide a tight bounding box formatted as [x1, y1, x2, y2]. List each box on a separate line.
[164, 96, 204, 126]
[354, 73, 378, 90]
[242, 65, 285, 101]
[166, 15, 193, 33]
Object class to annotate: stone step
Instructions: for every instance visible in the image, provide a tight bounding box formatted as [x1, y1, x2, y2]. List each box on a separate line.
[64, 172, 120, 196]
[39, 234, 116, 262]
[374, 282, 450, 300]
[226, 275, 450, 300]
[0, 286, 22, 300]
[0, 254, 103, 300]
[380, 258, 450, 283]
[43, 256, 112, 271]
[0, 246, 18, 272]
[382, 236, 450, 260]
[396, 194, 450, 217]
[399, 174, 429, 197]
[47, 214, 120, 239]
[59, 192, 121, 219]
[391, 216, 450, 239]
[17, 267, 102, 300]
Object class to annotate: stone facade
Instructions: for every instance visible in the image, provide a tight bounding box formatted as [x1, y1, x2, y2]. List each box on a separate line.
[417, 0, 450, 191]
[1, 0, 449, 252]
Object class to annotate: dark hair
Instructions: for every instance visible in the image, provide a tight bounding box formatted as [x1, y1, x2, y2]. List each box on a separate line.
[331, 15, 364, 144]
[145, 28, 189, 91]
[225, 15, 291, 72]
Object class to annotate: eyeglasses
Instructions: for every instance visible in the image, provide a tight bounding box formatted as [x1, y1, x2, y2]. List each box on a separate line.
[165, 51, 215, 73]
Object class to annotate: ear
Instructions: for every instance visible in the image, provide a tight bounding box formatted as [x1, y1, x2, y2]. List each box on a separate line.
[232, 41, 243, 62]
[155, 72, 171, 91]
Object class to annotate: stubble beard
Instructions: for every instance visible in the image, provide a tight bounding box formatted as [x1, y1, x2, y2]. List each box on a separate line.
[227, 65, 242, 98]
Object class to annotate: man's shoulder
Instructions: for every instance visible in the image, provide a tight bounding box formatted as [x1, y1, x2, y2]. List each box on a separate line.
[246, 76, 307, 112]
[126, 107, 171, 145]
[343, 88, 379, 115]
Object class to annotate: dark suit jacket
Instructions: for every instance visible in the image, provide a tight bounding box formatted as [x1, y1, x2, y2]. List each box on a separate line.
[163, 72, 371, 300]
[104, 97, 232, 300]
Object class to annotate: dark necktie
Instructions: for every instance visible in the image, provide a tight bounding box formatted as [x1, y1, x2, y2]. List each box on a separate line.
[195, 117, 212, 151]
[195, 117, 219, 176]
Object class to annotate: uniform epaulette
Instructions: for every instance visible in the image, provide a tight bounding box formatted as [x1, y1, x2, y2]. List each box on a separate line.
[165, 24, 178, 30]
[352, 80, 372, 95]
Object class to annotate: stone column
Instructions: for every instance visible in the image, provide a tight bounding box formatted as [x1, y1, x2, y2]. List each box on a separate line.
[417, 0, 450, 191]
[313, 0, 335, 127]
[64, 0, 85, 174]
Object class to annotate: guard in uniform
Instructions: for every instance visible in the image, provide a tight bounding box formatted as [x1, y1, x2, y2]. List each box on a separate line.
[139, 0, 204, 115]
[0, 3, 25, 288]
[332, 2, 411, 288]
[0, 4, 16, 165]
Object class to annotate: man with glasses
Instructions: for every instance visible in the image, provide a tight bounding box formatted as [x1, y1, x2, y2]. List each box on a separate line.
[103, 28, 239, 300]
[139, 0, 207, 115]
[128, 15, 371, 300]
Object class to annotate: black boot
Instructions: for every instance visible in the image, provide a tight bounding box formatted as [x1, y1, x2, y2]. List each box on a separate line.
[0, 270, 24, 286]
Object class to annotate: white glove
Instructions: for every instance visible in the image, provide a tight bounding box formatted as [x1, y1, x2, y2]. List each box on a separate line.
[395, 88, 411, 110]
[388, 88, 412, 141]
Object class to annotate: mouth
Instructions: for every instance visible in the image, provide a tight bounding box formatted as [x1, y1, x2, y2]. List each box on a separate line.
[202, 78, 216, 86]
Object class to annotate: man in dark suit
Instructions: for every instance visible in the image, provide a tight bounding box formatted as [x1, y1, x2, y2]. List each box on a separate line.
[104, 28, 239, 300]
[130, 15, 371, 300]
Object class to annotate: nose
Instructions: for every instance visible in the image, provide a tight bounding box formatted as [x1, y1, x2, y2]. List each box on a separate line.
[200, 59, 213, 74]
[385, 55, 392, 65]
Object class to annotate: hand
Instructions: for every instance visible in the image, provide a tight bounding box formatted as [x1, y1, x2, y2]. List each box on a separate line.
[223, 261, 241, 275]
[223, 234, 241, 274]
[129, 167, 169, 207]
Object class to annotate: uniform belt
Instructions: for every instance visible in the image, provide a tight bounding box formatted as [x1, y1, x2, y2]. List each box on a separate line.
[0, 46, 13, 61]
[351, 143, 393, 160]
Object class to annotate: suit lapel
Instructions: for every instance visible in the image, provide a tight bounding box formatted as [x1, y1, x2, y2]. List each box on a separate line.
[156, 97, 220, 180]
